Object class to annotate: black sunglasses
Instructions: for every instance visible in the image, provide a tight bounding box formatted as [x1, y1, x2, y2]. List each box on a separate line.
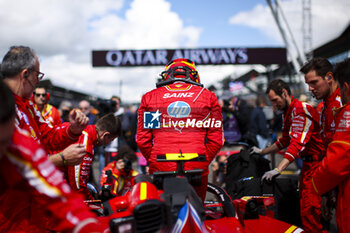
[34, 93, 46, 97]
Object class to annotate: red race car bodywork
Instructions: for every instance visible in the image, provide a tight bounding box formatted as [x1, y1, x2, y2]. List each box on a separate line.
[99, 180, 304, 233]
[89, 152, 304, 233]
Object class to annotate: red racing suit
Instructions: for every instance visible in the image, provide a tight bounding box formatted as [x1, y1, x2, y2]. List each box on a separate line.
[136, 82, 224, 200]
[14, 94, 79, 153]
[275, 97, 324, 233]
[100, 162, 139, 196]
[320, 88, 342, 149]
[67, 125, 97, 200]
[35, 103, 62, 127]
[312, 102, 350, 233]
[0, 128, 107, 233]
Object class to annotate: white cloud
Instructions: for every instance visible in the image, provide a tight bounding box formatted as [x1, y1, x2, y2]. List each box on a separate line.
[0, 0, 124, 57]
[115, 0, 201, 49]
[0, 0, 202, 103]
[229, 0, 350, 50]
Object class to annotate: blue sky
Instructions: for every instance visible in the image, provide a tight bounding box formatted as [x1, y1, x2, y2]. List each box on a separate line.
[168, 0, 280, 47]
[117, 0, 282, 48]
[0, 0, 349, 102]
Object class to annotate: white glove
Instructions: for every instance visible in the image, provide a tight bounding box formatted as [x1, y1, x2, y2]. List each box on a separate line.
[262, 168, 281, 182]
[249, 146, 262, 155]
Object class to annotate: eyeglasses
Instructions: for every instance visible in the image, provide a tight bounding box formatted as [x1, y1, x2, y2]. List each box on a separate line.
[34, 93, 46, 97]
[29, 68, 45, 81]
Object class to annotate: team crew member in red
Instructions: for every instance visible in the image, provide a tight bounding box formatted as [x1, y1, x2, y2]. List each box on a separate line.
[136, 58, 223, 201]
[1, 46, 88, 167]
[67, 113, 121, 200]
[311, 58, 350, 233]
[100, 146, 139, 197]
[301, 57, 342, 149]
[250, 79, 324, 233]
[33, 86, 62, 127]
[0, 81, 108, 233]
[300, 57, 342, 228]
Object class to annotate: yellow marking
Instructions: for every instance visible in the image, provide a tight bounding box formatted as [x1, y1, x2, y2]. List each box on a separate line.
[166, 84, 192, 91]
[281, 170, 295, 175]
[140, 182, 147, 200]
[241, 196, 253, 201]
[331, 140, 350, 147]
[113, 180, 119, 195]
[30, 127, 37, 138]
[312, 178, 319, 194]
[285, 225, 297, 233]
[165, 153, 198, 160]
[118, 177, 125, 193]
[132, 170, 139, 176]
[241, 196, 272, 201]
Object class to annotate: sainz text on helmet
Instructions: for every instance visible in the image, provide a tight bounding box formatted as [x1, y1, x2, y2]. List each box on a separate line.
[157, 58, 203, 87]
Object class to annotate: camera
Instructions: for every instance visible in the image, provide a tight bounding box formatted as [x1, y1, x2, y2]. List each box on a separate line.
[223, 99, 231, 108]
[96, 99, 117, 117]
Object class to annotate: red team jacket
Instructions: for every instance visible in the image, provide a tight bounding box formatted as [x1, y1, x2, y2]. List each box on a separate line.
[320, 88, 342, 148]
[35, 103, 62, 127]
[276, 97, 324, 162]
[136, 82, 223, 175]
[0, 129, 107, 233]
[276, 97, 324, 232]
[312, 102, 350, 233]
[67, 125, 97, 200]
[100, 162, 139, 196]
[14, 94, 79, 153]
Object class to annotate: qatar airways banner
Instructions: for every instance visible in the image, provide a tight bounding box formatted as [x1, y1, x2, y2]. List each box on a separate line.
[92, 47, 287, 67]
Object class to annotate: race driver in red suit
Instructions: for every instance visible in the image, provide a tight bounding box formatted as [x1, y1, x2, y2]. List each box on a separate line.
[0, 81, 108, 233]
[311, 58, 350, 233]
[250, 79, 324, 233]
[136, 58, 224, 201]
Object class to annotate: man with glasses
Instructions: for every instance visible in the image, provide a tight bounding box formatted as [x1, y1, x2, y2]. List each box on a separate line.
[0, 80, 108, 233]
[33, 86, 62, 126]
[1, 46, 89, 168]
[67, 113, 121, 200]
